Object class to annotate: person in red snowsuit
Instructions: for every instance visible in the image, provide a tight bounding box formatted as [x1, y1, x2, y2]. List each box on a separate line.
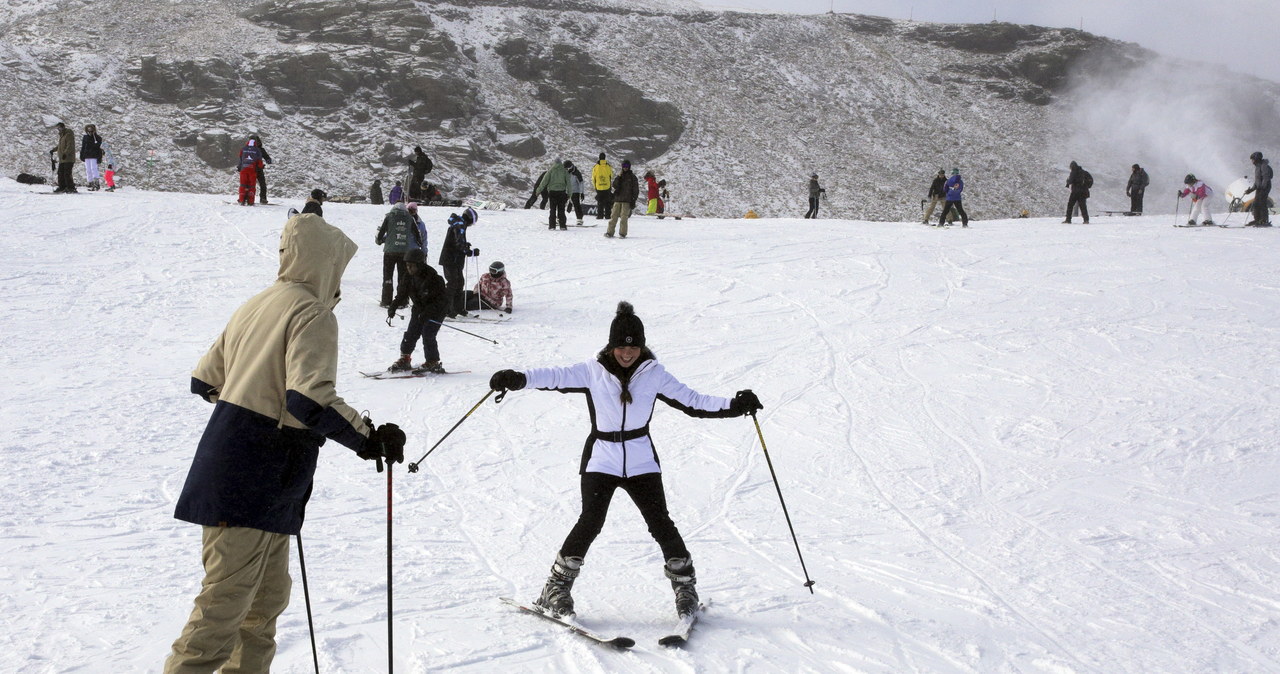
[237, 139, 265, 205]
[643, 171, 661, 214]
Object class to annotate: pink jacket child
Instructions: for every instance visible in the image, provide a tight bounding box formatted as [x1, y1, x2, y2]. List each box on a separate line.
[1178, 174, 1215, 225]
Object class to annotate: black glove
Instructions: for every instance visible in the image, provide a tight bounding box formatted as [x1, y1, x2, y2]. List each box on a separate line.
[489, 369, 526, 392]
[471, 247, 480, 257]
[1246, 186, 1256, 194]
[730, 389, 763, 416]
[359, 423, 406, 464]
[387, 306, 397, 320]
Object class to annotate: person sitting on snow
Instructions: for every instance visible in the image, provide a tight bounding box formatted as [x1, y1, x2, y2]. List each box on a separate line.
[464, 261, 513, 313]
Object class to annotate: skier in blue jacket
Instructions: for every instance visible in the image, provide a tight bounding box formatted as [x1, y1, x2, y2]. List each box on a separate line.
[936, 168, 969, 227]
[488, 301, 764, 620]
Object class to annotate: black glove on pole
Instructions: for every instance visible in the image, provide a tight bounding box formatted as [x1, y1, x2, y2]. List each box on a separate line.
[751, 409, 816, 594]
[407, 389, 496, 472]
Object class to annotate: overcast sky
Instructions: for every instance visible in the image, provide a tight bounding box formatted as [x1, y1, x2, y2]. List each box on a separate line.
[695, 0, 1280, 83]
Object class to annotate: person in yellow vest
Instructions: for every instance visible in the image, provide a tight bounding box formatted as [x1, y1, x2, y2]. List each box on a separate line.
[591, 152, 614, 220]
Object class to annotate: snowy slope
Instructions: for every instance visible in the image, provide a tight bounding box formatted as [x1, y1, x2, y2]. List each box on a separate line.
[1, 180, 1278, 672]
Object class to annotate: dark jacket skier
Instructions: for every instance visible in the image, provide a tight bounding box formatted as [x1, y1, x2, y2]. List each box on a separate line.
[407, 146, 433, 200]
[1064, 161, 1090, 224]
[387, 248, 449, 373]
[53, 122, 77, 193]
[376, 202, 424, 307]
[80, 125, 104, 190]
[1126, 164, 1149, 214]
[1245, 151, 1273, 226]
[804, 174, 825, 219]
[370, 179, 384, 205]
[605, 162, 640, 238]
[439, 207, 479, 316]
[248, 135, 274, 204]
[937, 168, 969, 227]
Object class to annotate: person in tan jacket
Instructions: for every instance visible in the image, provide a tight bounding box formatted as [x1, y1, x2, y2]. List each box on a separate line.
[164, 211, 407, 674]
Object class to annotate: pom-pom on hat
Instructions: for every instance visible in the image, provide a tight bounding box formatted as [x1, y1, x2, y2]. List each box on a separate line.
[607, 301, 645, 348]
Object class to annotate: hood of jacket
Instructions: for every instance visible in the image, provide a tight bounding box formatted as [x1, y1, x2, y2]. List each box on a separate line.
[277, 213, 357, 308]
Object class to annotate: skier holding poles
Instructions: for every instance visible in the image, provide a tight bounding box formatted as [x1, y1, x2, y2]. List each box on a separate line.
[487, 301, 764, 620]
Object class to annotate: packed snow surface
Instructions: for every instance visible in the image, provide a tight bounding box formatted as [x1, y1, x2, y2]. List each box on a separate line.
[1, 180, 1277, 673]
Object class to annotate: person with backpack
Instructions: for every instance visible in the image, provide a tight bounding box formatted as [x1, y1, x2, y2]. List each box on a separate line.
[1177, 174, 1216, 226]
[937, 168, 969, 227]
[386, 248, 450, 374]
[486, 301, 764, 620]
[591, 153, 614, 220]
[1126, 164, 1149, 214]
[1243, 151, 1273, 227]
[236, 139, 265, 205]
[1064, 161, 1091, 224]
[375, 202, 425, 307]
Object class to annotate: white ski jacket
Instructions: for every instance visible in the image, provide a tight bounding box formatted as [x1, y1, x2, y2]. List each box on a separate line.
[523, 356, 736, 477]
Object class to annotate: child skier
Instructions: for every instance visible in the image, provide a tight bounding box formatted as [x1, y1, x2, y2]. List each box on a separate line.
[644, 170, 661, 214]
[387, 248, 449, 374]
[1178, 174, 1215, 226]
[464, 261, 513, 313]
[487, 301, 764, 619]
[103, 164, 117, 192]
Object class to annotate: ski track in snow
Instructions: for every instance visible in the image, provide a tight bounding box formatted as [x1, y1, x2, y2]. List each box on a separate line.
[1, 180, 1279, 673]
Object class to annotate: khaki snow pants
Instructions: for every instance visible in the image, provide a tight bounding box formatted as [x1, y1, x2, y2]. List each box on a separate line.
[164, 526, 292, 674]
[923, 196, 953, 223]
[607, 202, 632, 237]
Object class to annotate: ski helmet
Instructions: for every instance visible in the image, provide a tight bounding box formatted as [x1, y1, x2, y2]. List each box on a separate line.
[462, 206, 478, 225]
[1250, 151, 1264, 162]
[1184, 174, 1197, 184]
[489, 261, 505, 277]
[405, 248, 427, 265]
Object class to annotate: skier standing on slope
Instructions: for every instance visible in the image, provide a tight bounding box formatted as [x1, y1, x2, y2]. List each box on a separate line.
[644, 170, 661, 214]
[386, 248, 449, 374]
[236, 139, 264, 205]
[1243, 151, 1273, 227]
[536, 158, 572, 230]
[52, 122, 77, 193]
[566, 160, 586, 226]
[375, 201, 424, 307]
[922, 169, 953, 225]
[592, 152, 614, 220]
[439, 207, 480, 317]
[937, 168, 969, 227]
[164, 212, 406, 674]
[804, 174, 825, 219]
[487, 301, 763, 620]
[1177, 174, 1216, 226]
[249, 134, 273, 204]
[80, 124, 105, 191]
[1063, 161, 1091, 224]
[407, 146, 433, 201]
[1126, 164, 1149, 214]
[605, 160, 639, 238]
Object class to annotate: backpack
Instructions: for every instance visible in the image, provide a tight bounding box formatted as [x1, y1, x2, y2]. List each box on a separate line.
[1081, 170, 1093, 189]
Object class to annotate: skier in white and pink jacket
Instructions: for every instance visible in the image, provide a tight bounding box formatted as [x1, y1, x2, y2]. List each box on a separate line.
[1178, 174, 1216, 226]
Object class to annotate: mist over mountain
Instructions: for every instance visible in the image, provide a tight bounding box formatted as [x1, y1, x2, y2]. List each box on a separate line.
[3, 0, 1278, 218]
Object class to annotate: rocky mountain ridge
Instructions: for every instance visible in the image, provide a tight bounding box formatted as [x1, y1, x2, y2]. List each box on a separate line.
[3, 0, 1278, 218]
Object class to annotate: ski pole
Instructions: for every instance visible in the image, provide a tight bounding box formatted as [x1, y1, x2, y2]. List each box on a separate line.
[750, 411, 816, 594]
[429, 319, 497, 345]
[386, 459, 394, 674]
[1172, 195, 1181, 227]
[407, 389, 496, 472]
[295, 534, 322, 674]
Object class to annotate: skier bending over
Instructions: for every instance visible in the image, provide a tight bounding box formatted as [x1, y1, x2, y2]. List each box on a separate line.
[1178, 174, 1215, 226]
[487, 301, 764, 619]
[386, 248, 449, 374]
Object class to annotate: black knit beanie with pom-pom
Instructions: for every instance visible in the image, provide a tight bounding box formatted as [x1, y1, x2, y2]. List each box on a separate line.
[607, 301, 645, 349]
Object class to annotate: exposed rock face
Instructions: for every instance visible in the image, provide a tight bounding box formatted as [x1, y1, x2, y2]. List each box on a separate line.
[195, 130, 237, 168]
[495, 37, 684, 162]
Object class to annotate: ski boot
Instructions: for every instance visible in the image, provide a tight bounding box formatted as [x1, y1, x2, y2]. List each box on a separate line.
[534, 554, 582, 617]
[559, 224, 568, 230]
[387, 355, 413, 373]
[413, 360, 446, 375]
[1203, 219, 1215, 226]
[1188, 219, 1196, 226]
[664, 557, 699, 618]
[576, 219, 584, 226]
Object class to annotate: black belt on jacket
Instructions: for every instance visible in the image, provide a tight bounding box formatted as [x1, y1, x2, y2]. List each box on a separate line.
[589, 425, 649, 443]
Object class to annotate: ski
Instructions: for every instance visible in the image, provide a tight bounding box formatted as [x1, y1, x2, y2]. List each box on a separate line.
[658, 602, 707, 647]
[360, 369, 471, 380]
[447, 313, 511, 323]
[499, 597, 635, 649]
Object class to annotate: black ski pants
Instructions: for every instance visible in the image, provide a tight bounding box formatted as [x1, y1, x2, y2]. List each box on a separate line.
[569, 193, 583, 221]
[399, 308, 442, 362]
[381, 252, 407, 306]
[559, 471, 689, 561]
[1129, 187, 1144, 214]
[939, 199, 968, 226]
[1252, 187, 1271, 224]
[805, 196, 820, 219]
[57, 161, 75, 192]
[547, 191, 569, 228]
[442, 262, 465, 315]
[256, 168, 269, 203]
[595, 189, 612, 219]
[1066, 192, 1089, 223]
